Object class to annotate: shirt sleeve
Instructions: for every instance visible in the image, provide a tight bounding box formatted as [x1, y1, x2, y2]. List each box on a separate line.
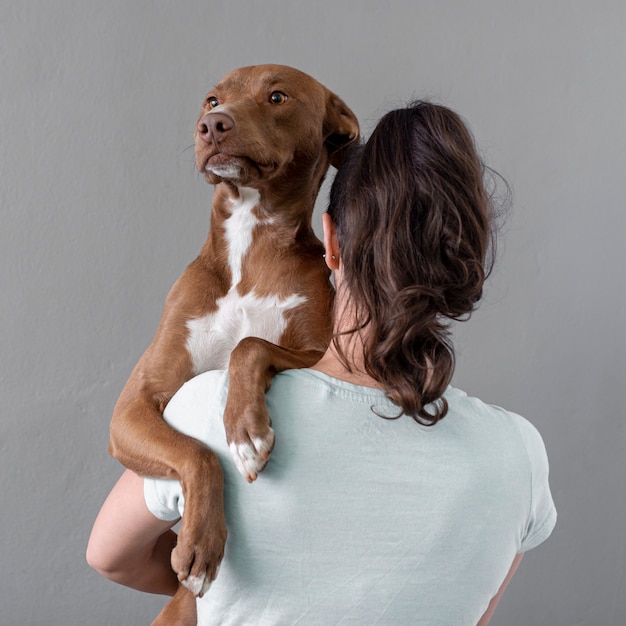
[143, 370, 229, 521]
[144, 476, 185, 521]
[515, 417, 557, 552]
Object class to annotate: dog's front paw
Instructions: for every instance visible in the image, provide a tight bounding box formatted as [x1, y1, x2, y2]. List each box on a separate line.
[224, 393, 275, 482]
[172, 511, 227, 597]
[180, 570, 214, 598]
[229, 428, 275, 483]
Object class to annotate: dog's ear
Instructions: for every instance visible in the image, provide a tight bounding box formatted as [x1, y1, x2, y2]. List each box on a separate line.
[324, 94, 360, 169]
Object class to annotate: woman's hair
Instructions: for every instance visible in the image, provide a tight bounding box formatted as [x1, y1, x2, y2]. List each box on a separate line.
[327, 101, 506, 425]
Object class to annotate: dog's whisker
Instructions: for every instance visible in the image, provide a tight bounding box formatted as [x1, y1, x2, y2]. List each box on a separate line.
[179, 143, 196, 158]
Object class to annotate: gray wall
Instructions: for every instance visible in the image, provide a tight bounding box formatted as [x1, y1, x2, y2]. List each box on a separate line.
[2, 1, 624, 624]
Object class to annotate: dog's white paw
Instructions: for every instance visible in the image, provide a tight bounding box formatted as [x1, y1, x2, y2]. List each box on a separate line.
[181, 570, 215, 598]
[182, 574, 205, 597]
[229, 431, 275, 482]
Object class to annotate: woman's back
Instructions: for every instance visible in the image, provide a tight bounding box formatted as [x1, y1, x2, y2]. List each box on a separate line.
[146, 368, 555, 625]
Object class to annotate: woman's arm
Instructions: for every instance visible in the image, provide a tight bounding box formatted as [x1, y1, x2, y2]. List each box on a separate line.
[477, 553, 524, 625]
[86, 469, 180, 596]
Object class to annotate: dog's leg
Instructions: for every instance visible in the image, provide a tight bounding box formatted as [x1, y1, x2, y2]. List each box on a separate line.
[152, 585, 197, 626]
[113, 387, 226, 586]
[109, 281, 228, 592]
[111, 376, 227, 592]
[224, 337, 325, 481]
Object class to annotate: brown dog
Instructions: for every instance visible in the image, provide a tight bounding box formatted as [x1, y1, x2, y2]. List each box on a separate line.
[108, 64, 359, 622]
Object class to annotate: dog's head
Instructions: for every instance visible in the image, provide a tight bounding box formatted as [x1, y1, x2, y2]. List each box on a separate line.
[194, 64, 359, 190]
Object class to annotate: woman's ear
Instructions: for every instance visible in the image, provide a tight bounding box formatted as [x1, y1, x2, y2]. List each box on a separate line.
[322, 212, 340, 270]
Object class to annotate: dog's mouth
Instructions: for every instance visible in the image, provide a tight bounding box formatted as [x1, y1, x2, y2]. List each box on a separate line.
[203, 153, 276, 181]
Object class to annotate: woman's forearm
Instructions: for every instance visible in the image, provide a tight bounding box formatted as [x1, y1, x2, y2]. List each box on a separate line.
[87, 469, 180, 595]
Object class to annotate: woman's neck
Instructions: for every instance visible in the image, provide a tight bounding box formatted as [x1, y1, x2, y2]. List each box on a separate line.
[310, 340, 382, 389]
[311, 271, 382, 388]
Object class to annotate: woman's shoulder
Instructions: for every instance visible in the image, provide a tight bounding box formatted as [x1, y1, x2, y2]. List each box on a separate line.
[169, 369, 229, 404]
[163, 369, 229, 436]
[446, 386, 550, 471]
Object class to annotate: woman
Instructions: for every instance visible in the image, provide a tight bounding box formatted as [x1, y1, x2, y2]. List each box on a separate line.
[88, 102, 556, 625]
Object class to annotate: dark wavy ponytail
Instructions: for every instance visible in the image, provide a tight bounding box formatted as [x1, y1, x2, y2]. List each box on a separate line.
[327, 101, 505, 424]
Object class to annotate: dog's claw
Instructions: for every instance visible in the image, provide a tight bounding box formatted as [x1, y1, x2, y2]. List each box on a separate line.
[181, 574, 206, 597]
[180, 568, 216, 597]
[171, 510, 226, 599]
[229, 431, 274, 481]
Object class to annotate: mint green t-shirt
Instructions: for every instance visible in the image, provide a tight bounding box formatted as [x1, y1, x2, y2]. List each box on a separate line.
[145, 369, 556, 625]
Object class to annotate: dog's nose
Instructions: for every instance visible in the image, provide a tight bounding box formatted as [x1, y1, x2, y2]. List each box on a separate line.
[197, 112, 235, 142]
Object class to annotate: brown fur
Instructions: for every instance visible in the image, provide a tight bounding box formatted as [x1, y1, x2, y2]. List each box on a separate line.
[108, 65, 359, 622]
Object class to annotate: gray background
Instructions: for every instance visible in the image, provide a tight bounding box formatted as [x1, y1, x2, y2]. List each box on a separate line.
[2, 1, 624, 624]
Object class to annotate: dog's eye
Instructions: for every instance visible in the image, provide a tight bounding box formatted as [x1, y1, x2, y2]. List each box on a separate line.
[206, 96, 219, 108]
[269, 91, 287, 105]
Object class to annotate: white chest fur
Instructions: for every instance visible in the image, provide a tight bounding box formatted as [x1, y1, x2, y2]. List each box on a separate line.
[186, 188, 306, 375]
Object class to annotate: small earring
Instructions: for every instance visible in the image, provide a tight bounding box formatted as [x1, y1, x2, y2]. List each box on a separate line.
[322, 254, 326, 259]
[331, 255, 336, 260]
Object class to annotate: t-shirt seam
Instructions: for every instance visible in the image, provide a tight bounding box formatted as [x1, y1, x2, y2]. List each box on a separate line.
[510, 416, 537, 549]
[521, 504, 557, 551]
[296, 369, 397, 407]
